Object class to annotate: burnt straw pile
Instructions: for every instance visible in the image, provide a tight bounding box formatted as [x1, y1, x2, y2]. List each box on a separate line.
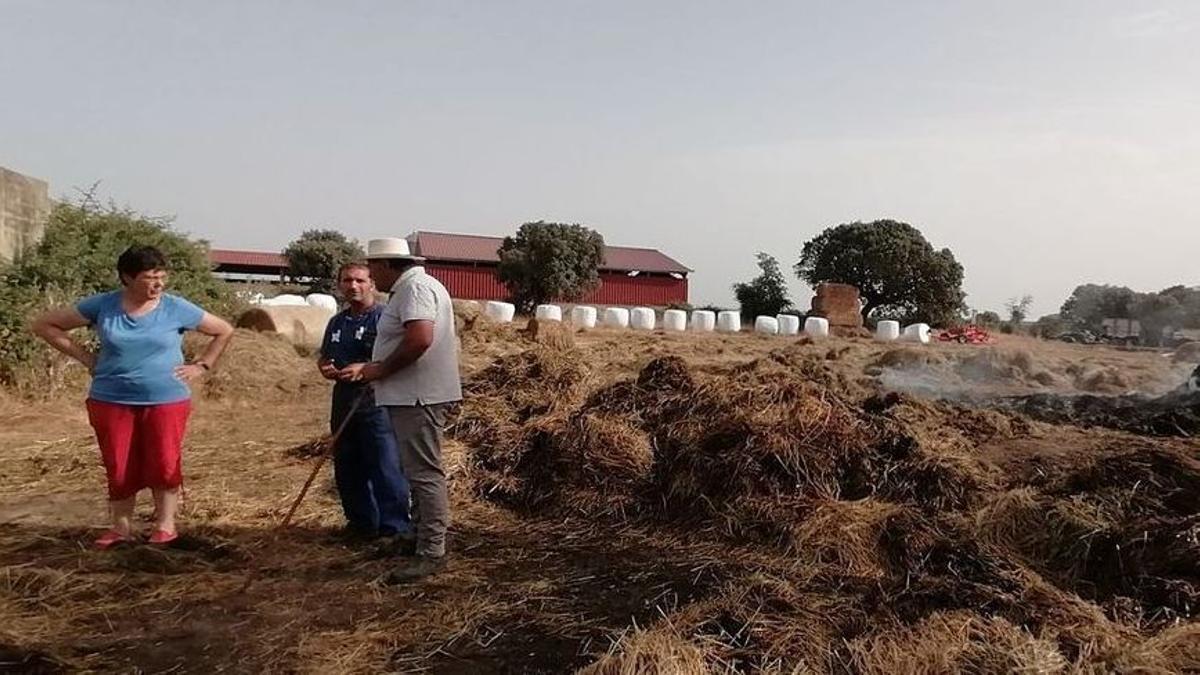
[450, 347, 1200, 672]
[995, 388, 1200, 436]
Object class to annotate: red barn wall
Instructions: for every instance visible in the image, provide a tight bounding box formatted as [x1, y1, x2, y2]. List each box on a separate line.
[424, 263, 506, 301]
[423, 262, 688, 307]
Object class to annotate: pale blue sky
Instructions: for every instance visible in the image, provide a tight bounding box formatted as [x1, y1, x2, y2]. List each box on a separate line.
[2, 1, 1197, 316]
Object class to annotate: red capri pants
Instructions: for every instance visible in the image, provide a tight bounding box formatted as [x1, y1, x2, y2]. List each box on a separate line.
[85, 399, 192, 501]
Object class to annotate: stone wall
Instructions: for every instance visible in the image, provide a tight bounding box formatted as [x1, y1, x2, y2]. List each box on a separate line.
[0, 166, 50, 264]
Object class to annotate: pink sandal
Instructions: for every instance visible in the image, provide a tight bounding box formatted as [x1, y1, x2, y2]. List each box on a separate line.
[148, 529, 178, 546]
[94, 529, 133, 550]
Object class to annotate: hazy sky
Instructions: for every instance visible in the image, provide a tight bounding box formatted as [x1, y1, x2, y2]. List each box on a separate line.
[2, 1, 1197, 316]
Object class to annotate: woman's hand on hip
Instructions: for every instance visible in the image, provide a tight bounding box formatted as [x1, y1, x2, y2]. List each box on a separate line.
[174, 364, 207, 383]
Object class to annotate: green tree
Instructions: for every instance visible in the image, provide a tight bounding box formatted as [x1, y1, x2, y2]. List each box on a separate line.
[795, 219, 965, 326]
[1156, 285, 1200, 329]
[282, 229, 364, 294]
[1033, 313, 1067, 338]
[1059, 284, 1137, 330]
[974, 310, 1002, 327]
[1131, 292, 1184, 347]
[0, 198, 234, 383]
[733, 252, 791, 320]
[1005, 295, 1034, 326]
[497, 221, 605, 312]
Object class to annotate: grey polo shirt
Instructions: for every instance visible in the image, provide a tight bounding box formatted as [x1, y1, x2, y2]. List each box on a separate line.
[371, 266, 463, 406]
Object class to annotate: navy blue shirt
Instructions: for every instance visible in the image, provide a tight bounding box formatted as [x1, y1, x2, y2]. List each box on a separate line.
[321, 305, 383, 369]
[321, 305, 383, 400]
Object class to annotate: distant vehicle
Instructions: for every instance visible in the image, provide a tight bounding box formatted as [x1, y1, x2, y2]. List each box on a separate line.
[1163, 328, 1200, 348]
[1053, 327, 1140, 346]
[1100, 318, 1141, 346]
[1054, 330, 1097, 344]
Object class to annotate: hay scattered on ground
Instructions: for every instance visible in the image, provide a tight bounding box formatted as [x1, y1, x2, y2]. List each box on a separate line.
[445, 344, 1200, 671]
[4, 327, 1198, 673]
[185, 329, 326, 402]
[578, 627, 708, 675]
[525, 317, 576, 350]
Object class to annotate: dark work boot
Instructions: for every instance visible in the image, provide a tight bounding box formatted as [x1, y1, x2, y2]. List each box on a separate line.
[369, 531, 417, 559]
[385, 555, 446, 584]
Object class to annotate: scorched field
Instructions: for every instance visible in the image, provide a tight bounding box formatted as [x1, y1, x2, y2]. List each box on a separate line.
[2, 320, 1199, 674]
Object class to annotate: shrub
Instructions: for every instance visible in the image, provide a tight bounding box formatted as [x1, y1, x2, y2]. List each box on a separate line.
[0, 198, 236, 385]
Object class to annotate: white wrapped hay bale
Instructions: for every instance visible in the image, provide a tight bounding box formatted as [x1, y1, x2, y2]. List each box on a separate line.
[663, 309, 688, 332]
[570, 305, 598, 328]
[717, 311, 742, 333]
[804, 317, 830, 338]
[305, 293, 339, 312]
[631, 307, 656, 331]
[754, 316, 779, 335]
[777, 314, 801, 336]
[264, 294, 307, 307]
[534, 304, 563, 322]
[690, 310, 716, 332]
[902, 323, 931, 344]
[484, 301, 516, 323]
[876, 320, 901, 341]
[603, 307, 630, 328]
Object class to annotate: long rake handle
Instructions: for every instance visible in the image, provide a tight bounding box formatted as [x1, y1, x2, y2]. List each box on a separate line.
[279, 389, 368, 528]
[238, 389, 370, 593]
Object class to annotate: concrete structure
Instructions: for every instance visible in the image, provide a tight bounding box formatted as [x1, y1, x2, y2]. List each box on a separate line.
[0, 166, 50, 264]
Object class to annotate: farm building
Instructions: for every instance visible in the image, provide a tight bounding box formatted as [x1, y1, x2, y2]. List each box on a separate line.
[209, 249, 290, 283]
[409, 231, 689, 306]
[209, 231, 691, 306]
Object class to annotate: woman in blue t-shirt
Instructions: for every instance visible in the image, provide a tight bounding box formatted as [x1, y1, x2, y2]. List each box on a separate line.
[32, 245, 234, 549]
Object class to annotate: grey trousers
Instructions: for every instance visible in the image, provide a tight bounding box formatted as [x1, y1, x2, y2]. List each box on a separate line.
[387, 404, 451, 558]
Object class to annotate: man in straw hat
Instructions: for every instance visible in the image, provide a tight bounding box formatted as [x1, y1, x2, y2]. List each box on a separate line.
[341, 237, 462, 583]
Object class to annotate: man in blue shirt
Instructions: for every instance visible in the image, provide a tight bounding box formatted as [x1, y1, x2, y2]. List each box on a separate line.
[319, 262, 412, 541]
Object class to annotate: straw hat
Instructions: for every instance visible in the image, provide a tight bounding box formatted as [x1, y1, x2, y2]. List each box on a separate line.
[365, 237, 425, 262]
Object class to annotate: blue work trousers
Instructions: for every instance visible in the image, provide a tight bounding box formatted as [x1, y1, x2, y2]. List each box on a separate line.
[331, 386, 412, 536]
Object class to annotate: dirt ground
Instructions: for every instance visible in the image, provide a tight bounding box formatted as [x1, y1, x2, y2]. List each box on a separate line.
[1, 327, 1198, 673]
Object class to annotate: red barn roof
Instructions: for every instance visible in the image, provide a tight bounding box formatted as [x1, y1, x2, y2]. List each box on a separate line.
[408, 231, 690, 274]
[209, 249, 287, 268]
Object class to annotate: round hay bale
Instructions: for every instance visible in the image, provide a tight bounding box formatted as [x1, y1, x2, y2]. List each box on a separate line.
[305, 293, 339, 312]
[1172, 341, 1200, 363]
[263, 293, 307, 306]
[235, 306, 334, 349]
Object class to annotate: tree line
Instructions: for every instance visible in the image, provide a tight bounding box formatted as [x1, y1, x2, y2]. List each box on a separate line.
[1036, 284, 1200, 345]
[285, 218, 971, 325]
[6, 194, 1190, 386]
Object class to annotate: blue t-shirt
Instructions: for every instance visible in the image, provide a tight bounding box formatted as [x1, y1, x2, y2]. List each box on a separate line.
[77, 292, 205, 405]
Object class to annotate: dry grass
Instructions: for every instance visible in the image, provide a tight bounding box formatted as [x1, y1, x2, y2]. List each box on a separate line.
[1, 327, 1198, 672]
